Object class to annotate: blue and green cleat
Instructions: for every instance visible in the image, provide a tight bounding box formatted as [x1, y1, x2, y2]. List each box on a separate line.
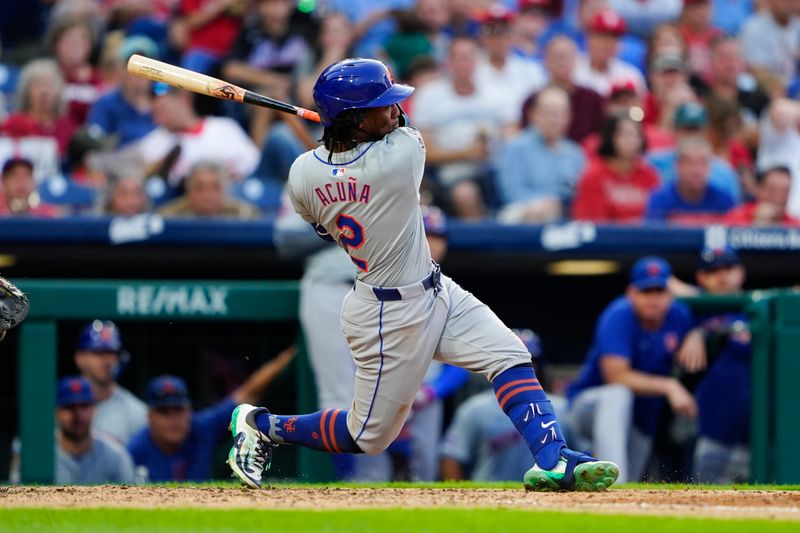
[227, 404, 276, 489]
[523, 448, 619, 492]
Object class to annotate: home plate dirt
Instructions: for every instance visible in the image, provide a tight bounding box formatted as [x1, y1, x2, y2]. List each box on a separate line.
[1, 486, 799, 520]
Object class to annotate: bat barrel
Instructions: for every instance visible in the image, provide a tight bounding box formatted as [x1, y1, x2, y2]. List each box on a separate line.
[127, 54, 320, 122]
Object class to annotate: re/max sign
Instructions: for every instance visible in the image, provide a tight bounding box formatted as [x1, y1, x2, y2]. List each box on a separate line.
[117, 286, 228, 316]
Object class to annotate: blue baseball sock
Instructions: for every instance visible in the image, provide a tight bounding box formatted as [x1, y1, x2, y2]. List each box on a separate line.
[492, 364, 566, 470]
[254, 409, 363, 453]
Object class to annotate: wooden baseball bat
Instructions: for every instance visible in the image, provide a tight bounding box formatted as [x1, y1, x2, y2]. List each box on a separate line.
[126, 54, 321, 123]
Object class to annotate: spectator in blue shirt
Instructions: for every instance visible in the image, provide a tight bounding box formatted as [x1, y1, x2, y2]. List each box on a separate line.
[86, 36, 158, 149]
[566, 256, 705, 483]
[127, 346, 295, 482]
[496, 86, 585, 223]
[648, 102, 743, 202]
[645, 136, 736, 224]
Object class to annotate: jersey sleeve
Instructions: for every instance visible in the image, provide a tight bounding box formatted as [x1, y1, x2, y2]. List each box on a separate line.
[595, 304, 636, 361]
[274, 190, 333, 259]
[287, 157, 316, 224]
[388, 126, 426, 189]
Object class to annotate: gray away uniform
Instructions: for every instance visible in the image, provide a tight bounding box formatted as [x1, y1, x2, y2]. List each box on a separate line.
[287, 127, 529, 454]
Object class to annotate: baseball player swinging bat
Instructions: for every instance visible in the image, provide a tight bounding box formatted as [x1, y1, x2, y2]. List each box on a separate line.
[126, 54, 321, 123]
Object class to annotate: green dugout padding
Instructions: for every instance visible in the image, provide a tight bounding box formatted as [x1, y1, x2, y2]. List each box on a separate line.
[682, 290, 800, 484]
[16, 279, 334, 484]
[15, 281, 800, 484]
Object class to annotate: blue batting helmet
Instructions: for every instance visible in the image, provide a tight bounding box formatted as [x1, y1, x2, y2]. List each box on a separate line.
[313, 58, 414, 126]
[77, 320, 123, 353]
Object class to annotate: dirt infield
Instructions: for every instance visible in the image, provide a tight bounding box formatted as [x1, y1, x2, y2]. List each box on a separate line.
[1, 486, 799, 520]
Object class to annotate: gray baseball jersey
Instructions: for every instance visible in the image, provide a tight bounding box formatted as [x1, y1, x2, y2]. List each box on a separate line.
[287, 126, 530, 455]
[56, 433, 136, 485]
[288, 127, 430, 287]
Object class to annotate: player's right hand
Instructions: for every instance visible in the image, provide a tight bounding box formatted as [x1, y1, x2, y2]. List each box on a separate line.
[675, 329, 707, 373]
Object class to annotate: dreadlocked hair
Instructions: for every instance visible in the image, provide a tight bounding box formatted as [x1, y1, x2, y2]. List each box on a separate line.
[321, 108, 368, 163]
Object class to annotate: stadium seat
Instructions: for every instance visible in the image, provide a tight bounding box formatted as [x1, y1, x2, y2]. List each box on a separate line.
[231, 177, 283, 214]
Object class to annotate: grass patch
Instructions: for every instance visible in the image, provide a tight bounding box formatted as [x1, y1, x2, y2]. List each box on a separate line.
[1, 508, 797, 533]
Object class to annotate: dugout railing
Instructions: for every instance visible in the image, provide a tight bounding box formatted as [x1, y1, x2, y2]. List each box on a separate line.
[13, 280, 800, 484]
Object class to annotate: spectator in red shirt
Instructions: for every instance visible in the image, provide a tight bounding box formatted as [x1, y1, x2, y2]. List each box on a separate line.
[47, 17, 104, 126]
[1, 59, 78, 156]
[678, 0, 722, 80]
[724, 166, 800, 226]
[573, 113, 660, 223]
[173, 0, 246, 74]
[0, 157, 60, 217]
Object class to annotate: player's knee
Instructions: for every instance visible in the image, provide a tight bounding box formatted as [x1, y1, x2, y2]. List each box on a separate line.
[357, 438, 390, 456]
[356, 426, 404, 455]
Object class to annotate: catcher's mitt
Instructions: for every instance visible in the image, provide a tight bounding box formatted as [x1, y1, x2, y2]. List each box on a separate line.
[0, 276, 29, 341]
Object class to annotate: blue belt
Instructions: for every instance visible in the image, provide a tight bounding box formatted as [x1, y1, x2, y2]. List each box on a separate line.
[371, 267, 441, 302]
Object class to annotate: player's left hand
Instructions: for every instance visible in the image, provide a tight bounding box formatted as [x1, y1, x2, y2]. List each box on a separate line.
[676, 328, 707, 373]
[0, 276, 29, 341]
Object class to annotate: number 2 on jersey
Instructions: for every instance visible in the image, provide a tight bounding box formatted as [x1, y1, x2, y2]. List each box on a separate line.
[336, 214, 368, 272]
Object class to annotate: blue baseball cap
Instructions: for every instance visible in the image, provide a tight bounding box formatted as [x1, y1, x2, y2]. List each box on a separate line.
[630, 256, 671, 290]
[77, 320, 123, 353]
[57, 376, 95, 407]
[147, 375, 191, 409]
[698, 246, 741, 271]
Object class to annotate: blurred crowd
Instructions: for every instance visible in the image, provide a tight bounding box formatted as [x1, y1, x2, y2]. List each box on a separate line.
[0, 0, 799, 226]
